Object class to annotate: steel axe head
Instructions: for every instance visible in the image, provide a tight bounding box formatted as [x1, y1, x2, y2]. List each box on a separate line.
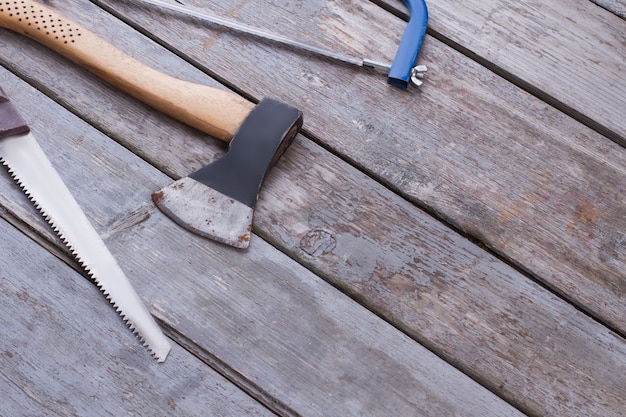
[152, 98, 303, 249]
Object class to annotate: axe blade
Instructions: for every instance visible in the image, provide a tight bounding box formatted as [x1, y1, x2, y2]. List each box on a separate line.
[152, 98, 303, 249]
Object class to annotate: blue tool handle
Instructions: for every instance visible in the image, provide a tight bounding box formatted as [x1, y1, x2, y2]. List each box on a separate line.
[387, 0, 428, 88]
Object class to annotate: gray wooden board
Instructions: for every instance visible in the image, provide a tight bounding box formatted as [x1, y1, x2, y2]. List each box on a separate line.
[89, 1, 626, 343]
[385, 0, 626, 144]
[590, 0, 626, 19]
[1, 2, 625, 416]
[591, 0, 626, 19]
[0, 69, 525, 415]
[1, 4, 625, 417]
[127, 211, 528, 417]
[0, 216, 275, 416]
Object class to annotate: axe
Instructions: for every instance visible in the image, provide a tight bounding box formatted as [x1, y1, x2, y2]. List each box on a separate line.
[0, 1, 303, 249]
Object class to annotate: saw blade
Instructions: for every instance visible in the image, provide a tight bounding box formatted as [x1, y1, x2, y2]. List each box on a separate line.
[0, 131, 171, 362]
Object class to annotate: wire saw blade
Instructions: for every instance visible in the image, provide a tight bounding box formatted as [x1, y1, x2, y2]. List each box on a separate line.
[0, 131, 171, 362]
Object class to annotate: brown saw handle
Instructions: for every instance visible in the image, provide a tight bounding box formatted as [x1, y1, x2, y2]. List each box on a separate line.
[0, 0, 254, 142]
[0, 87, 30, 139]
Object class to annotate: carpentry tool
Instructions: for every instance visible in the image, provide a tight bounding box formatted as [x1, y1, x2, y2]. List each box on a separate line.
[388, 0, 429, 88]
[0, 1, 303, 248]
[0, 87, 171, 362]
[132, 0, 429, 88]
[152, 98, 302, 248]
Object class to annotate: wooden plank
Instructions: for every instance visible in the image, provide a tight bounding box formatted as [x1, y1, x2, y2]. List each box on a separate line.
[1, 3, 625, 416]
[0, 219, 275, 416]
[0, 70, 524, 415]
[384, 0, 626, 144]
[589, 0, 626, 19]
[86, 0, 626, 341]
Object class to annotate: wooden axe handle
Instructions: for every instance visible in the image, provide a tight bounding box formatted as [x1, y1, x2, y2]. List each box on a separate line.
[0, 0, 254, 142]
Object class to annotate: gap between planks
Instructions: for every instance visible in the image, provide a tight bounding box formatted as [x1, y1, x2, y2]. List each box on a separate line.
[371, 0, 626, 147]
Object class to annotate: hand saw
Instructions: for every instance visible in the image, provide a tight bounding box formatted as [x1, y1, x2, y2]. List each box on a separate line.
[0, 87, 171, 362]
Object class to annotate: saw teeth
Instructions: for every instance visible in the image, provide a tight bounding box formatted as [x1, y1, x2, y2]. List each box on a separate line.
[2, 157, 168, 362]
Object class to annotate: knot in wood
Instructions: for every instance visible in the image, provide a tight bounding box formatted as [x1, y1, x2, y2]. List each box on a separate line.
[299, 229, 336, 257]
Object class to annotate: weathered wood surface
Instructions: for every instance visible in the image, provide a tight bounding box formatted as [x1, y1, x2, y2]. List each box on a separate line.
[0, 209, 274, 416]
[1, 0, 625, 416]
[384, 0, 626, 145]
[0, 70, 524, 415]
[91, 0, 626, 335]
[590, 0, 626, 18]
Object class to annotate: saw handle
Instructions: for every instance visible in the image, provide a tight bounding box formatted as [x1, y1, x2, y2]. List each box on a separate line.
[0, 87, 30, 139]
[0, 0, 254, 142]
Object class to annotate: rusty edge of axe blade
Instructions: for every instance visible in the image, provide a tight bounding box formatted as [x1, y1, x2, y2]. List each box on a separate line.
[152, 98, 303, 249]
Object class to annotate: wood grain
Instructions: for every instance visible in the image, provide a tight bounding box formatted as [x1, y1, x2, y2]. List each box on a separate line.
[589, 0, 626, 18]
[94, 0, 626, 338]
[0, 0, 254, 141]
[0, 218, 274, 417]
[384, 0, 626, 145]
[0, 71, 523, 416]
[1, 1, 624, 416]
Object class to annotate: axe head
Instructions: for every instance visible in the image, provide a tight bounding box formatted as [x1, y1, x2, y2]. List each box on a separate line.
[152, 98, 303, 249]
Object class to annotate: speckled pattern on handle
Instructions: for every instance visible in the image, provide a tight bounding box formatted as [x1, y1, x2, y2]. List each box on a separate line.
[0, 0, 255, 142]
